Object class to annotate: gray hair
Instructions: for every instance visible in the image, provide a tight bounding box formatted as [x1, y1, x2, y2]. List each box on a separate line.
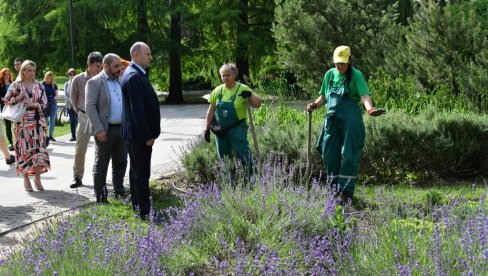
[219, 63, 239, 77]
[102, 53, 121, 65]
[130, 42, 148, 59]
[20, 60, 36, 82]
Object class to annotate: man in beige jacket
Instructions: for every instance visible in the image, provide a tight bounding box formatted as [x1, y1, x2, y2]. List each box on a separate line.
[70, 51, 103, 188]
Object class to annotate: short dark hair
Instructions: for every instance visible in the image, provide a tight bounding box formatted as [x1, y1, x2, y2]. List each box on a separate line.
[87, 51, 103, 65]
[14, 58, 23, 63]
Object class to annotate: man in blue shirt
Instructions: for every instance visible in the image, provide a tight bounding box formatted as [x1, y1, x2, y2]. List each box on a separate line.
[85, 53, 127, 203]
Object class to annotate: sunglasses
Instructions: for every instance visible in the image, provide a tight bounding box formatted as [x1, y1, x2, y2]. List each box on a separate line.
[68, 73, 75, 76]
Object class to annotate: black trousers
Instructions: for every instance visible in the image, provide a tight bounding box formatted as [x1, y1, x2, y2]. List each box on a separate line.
[93, 125, 127, 197]
[3, 119, 13, 145]
[127, 140, 153, 218]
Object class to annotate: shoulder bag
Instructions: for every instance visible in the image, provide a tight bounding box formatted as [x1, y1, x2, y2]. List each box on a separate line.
[1, 102, 26, 122]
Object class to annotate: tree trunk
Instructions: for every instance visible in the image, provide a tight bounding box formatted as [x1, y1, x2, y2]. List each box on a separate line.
[397, 0, 413, 26]
[166, 0, 184, 104]
[236, 0, 250, 83]
[136, 0, 150, 42]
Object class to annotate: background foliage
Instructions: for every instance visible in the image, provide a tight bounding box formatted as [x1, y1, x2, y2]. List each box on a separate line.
[0, 0, 486, 110]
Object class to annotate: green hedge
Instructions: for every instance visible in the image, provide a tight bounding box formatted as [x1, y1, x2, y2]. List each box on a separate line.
[362, 109, 488, 181]
[181, 107, 488, 184]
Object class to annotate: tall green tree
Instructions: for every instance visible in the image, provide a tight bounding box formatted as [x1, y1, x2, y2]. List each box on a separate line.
[384, 0, 488, 112]
[181, 0, 275, 85]
[0, 0, 140, 74]
[273, 0, 400, 94]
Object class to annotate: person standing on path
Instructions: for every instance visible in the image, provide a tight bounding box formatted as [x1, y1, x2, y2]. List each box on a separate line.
[41, 71, 59, 143]
[3, 60, 50, 192]
[121, 42, 160, 220]
[64, 68, 78, 141]
[0, 120, 15, 165]
[86, 53, 127, 204]
[70, 51, 103, 189]
[0, 68, 14, 151]
[13, 58, 23, 82]
[120, 59, 129, 78]
[306, 46, 385, 203]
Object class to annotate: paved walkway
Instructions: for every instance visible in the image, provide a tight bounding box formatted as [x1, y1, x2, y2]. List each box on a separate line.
[0, 104, 208, 235]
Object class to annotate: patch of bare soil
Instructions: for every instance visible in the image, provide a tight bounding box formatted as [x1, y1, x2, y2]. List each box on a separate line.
[153, 171, 200, 195]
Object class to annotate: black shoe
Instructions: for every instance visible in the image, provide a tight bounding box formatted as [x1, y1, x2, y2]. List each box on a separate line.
[69, 137, 76, 141]
[96, 196, 109, 204]
[8, 145, 14, 151]
[70, 178, 82, 188]
[114, 192, 126, 199]
[338, 194, 353, 206]
[5, 155, 15, 165]
[49, 136, 56, 142]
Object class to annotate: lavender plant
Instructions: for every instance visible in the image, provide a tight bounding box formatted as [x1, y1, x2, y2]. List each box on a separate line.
[1, 159, 486, 275]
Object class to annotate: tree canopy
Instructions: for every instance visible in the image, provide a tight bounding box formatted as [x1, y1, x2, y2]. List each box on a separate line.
[0, 0, 486, 109]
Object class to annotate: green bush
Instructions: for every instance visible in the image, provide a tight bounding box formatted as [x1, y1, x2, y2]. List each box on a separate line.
[362, 109, 488, 181]
[368, 72, 470, 114]
[181, 103, 326, 183]
[180, 139, 219, 183]
[182, 105, 488, 184]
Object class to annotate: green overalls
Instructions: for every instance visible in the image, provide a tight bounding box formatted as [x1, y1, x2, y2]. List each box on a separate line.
[316, 77, 365, 198]
[214, 84, 252, 169]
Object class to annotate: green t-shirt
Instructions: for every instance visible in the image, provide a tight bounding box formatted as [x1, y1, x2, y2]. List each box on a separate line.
[319, 67, 370, 102]
[208, 83, 252, 120]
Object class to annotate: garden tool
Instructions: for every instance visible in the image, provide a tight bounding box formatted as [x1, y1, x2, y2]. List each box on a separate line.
[304, 109, 312, 181]
[240, 90, 261, 171]
[246, 100, 261, 163]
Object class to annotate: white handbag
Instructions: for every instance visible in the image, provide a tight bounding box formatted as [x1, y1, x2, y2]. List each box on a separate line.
[0, 102, 26, 122]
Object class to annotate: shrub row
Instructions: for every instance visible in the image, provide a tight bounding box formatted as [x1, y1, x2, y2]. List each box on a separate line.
[182, 106, 488, 184]
[362, 109, 488, 181]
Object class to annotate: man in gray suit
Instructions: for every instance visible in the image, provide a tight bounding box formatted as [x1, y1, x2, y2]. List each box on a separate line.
[85, 53, 127, 203]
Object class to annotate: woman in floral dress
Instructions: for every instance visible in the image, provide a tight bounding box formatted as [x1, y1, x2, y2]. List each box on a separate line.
[3, 60, 50, 192]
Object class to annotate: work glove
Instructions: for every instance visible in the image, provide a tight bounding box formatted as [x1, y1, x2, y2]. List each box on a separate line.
[204, 129, 211, 143]
[368, 108, 386, 117]
[240, 91, 252, 98]
[306, 102, 317, 113]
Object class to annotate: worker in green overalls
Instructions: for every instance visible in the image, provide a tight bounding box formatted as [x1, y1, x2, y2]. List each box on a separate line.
[204, 63, 262, 171]
[306, 46, 385, 203]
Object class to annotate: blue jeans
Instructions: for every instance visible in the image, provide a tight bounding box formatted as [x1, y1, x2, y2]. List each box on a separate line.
[67, 107, 78, 138]
[45, 101, 57, 137]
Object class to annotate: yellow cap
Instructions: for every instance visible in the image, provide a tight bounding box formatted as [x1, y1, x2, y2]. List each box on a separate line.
[333, 46, 350, 63]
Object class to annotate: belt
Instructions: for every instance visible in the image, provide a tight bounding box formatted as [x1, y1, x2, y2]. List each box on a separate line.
[26, 107, 37, 111]
[108, 123, 121, 126]
[79, 109, 85, 113]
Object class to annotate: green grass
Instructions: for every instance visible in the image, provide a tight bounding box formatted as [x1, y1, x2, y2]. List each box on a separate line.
[358, 180, 486, 208]
[56, 76, 69, 90]
[52, 121, 71, 138]
[2, 121, 70, 139]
